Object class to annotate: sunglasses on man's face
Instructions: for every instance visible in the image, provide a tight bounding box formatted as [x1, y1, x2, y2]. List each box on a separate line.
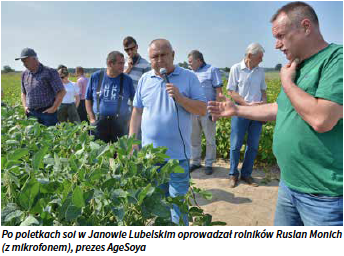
[125, 45, 136, 52]
[60, 76, 65, 79]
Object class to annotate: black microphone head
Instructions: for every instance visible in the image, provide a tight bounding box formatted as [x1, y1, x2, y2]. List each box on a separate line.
[160, 68, 167, 75]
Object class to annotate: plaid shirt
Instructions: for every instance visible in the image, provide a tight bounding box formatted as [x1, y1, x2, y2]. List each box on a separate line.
[21, 63, 64, 109]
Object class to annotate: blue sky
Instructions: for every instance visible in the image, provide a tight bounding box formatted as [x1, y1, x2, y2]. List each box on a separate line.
[1, 1, 343, 71]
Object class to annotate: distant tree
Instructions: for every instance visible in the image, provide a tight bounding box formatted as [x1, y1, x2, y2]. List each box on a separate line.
[275, 63, 282, 71]
[223, 67, 231, 72]
[178, 61, 189, 69]
[3, 65, 15, 73]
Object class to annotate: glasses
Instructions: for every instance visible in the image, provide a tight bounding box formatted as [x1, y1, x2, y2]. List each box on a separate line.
[60, 76, 65, 79]
[124, 45, 136, 53]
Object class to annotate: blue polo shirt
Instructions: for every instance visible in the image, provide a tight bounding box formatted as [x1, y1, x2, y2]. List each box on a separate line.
[192, 63, 223, 102]
[133, 65, 207, 159]
[85, 70, 135, 117]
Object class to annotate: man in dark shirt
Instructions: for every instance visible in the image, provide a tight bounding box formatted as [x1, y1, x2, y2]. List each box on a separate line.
[16, 48, 66, 126]
[85, 51, 135, 143]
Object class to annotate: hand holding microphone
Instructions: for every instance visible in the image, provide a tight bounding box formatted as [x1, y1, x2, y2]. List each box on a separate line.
[160, 68, 182, 102]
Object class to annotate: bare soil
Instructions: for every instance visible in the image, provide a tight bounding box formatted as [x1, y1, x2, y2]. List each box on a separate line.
[191, 159, 281, 226]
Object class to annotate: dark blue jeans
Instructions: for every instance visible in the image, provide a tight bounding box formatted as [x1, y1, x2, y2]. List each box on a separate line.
[27, 110, 58, 126]
[274, 180, 343, 226]
[229, 116, 262, 178]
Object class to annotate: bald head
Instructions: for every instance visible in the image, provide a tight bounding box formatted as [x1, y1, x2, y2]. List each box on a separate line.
[148, 38, 175, 75]
[149, 39, 173, 52]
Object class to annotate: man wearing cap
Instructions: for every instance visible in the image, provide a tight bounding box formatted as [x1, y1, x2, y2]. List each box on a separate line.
[188, 50, 223, 175]
[85, 51, 135, 143]
[17, 48, 66, 126]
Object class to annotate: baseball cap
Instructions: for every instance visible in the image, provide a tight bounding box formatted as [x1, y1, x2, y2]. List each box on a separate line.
[15, 48, 37, 61]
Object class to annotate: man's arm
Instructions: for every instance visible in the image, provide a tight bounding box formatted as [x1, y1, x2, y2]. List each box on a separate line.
[228, 90, 249, 106]
[129, 107, 143, 138]
[43, 89, 66, 113]
[85, 100, 96, 124]
[129, 107, 143, 151]
[75, 95, 80, 108]
[281, 60, 343, 133]
[208, 98, 278, 122]
[166, 83, 207, 115]
[21, 92, 29, 113]
[124, 58, 133, 74]
[215, 87, 223, 102]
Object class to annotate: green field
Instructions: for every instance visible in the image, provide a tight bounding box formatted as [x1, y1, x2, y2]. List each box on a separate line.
[1, 71, 281, 226]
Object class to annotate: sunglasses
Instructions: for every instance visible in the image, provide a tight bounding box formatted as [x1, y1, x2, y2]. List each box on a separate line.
[124, 45, 136, 52]
[60, 76, 66, 79]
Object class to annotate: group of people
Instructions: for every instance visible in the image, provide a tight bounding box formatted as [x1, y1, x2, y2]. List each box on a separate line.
[17, 2, 342, 226]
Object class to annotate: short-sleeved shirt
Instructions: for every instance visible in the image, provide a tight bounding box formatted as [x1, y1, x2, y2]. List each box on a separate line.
[227, 60, 267, 103]
[124, 55, 151, 91]
[133, 65, 207, 159]
[62, 81, 79, 104]
[76, 75, 89, 100]
[85, 70, 135, 117]
[192, 63, 223, 102]
[21, 63, 64, 109]
[273, 43, 343, 196]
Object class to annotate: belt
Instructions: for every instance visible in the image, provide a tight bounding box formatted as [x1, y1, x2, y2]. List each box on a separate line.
[61, 103, 74, 105]
[98, 114, 120, 120]
[28, 105, 52, 112]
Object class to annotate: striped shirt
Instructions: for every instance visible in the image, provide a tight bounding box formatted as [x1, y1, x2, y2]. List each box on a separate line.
[124, 55, 151, 91]
[21, 63, 64, 109]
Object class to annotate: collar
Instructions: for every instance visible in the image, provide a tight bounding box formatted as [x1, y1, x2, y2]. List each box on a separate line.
[196, 62, 207, 71]
[151, 65, 181, 78]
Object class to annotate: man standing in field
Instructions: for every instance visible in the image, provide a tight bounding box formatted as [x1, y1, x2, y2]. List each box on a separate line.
[75, 66, 89, 123]
[188, 50, 223, 175]
[17, 48, 66, 126]
[85, 51, 135, 143]
[123, 36, 151, 91]
[129, 39, 207, 225]
[208, 1, 343, 226]
[226, 43, 267, 188]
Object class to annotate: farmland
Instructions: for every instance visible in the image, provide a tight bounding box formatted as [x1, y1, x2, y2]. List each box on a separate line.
[1, 71, 281, 226]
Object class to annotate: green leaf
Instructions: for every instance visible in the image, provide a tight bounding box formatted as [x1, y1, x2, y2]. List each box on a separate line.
[65, 205, 82, 222]
[19, 179, 40, 210]
[20, 215, 40, 226]
[8, 148, 29, 161]
[173, 165, 185, 173]
[138, 184, 155, 205]
[72, 187, 85, 208]
[32, 146, 48, 170]
[4, 210, 23, 223]
[90, 141, 100, 151]
[6, 140, 20, 145]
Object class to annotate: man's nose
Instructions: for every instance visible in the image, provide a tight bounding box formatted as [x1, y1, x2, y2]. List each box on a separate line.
[275, 40, 282, 49]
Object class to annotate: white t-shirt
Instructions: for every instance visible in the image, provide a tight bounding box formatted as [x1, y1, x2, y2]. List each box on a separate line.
[62, 81, 79, 104]
[227, 60, 267, 103]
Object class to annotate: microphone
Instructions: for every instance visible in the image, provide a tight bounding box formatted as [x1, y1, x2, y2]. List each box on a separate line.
[160, 68, 170, 83]
[160, 68, 175, 102]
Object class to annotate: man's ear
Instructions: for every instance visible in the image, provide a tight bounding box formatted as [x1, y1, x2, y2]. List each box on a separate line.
[172, 51, 175, 60]
[301, 18, 311, 35]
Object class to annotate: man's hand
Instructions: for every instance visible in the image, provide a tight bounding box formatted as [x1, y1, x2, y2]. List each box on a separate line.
[24, 106, 30, 114]
[166, 83, 183, 102]
[124, 58, 133, 73]
[130, 144, 139, 156]
[89, 118, 96, 125]
[207, 100, 238, 118]
[280, 58, 300, 89]
[43, 106, 57, 114]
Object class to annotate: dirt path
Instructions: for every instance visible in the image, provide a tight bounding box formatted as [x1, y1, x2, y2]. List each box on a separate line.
[190, 160, 280, 226]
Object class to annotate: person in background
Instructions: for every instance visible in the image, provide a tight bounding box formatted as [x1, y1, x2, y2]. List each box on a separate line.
[208, 1, 343, 226]
[123, 36, 151, 136]
[75, 66, 89, 123]
[85, 51, 135, 143]
[57, 67, 80, 123]
[188, 50, 223, 175]
[17, 48, 66, 126]
[226, 43, 267, 188]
